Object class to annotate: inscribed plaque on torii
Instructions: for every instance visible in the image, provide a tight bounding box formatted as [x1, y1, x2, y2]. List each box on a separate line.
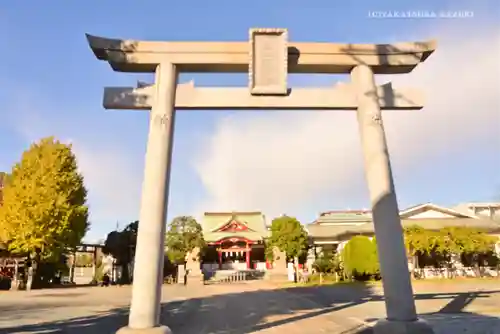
[249, 28, 288, 96]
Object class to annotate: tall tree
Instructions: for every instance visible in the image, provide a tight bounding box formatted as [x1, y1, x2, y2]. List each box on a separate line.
[268, 215, 309, 260]
[102, 220, 138, 284]
[268, 215, 309, 281]
[165, 216, 205, 264]
[0, 137, 89, 288]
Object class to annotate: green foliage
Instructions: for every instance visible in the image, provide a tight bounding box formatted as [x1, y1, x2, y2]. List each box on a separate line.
[313, 249, 342, 274]
[404, 226, 497, 256]
[0, 137, 89, 261]
[103, 221, 137, 265]
[103, 220, 138, 284]
[165, 216, 205, 264]
[74, 253, 93, 267]
[264, 242, 275, 261]
[313, 255, 334, 273]
[404, 225, 498, 271]
[342, 236, 380, 279]
[443, 227, 497, 254]
[166, 248, 186, 264]
[268, 215, 308, 259]
[93, 258, 105, 283]
[404, 226, 443, 255]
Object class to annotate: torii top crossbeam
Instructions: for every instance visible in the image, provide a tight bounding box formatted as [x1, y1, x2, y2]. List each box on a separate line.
[86, 32, 435, 74]
[86, 29, 435, 111]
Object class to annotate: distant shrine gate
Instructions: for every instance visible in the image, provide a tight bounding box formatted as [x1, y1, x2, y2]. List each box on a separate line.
[87, 28, 436, 334]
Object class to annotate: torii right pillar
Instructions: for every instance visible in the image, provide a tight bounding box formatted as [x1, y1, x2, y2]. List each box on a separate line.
[351, 64, 434, 334]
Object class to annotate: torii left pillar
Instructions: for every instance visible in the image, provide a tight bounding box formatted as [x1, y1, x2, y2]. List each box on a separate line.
[117, 63, 177, 334]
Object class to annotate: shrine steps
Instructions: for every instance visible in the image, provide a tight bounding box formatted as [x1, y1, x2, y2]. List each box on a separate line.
[204, 269, 266, 284]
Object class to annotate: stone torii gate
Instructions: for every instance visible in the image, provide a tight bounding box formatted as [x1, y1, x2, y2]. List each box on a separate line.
[87, 28, 436, 334]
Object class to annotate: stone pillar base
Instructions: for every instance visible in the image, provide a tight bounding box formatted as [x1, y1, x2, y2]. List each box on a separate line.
[116, 325, 172, 334]
[373, 318, 434, 334]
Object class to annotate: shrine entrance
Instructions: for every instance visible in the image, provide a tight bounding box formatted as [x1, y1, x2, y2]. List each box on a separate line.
[203, 239, 267, 271]
[210, 237, 266, 270]
[217, 238, 252, 270]
[87, 28, 436, 334]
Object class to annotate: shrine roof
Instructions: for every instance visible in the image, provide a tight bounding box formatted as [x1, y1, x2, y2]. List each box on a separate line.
[201, 211, 269, 238]
[203, 231, 268, 243]
[312, 203, 479, 225]
[307, 217, 500, 240]
[313, 210, 372, 224]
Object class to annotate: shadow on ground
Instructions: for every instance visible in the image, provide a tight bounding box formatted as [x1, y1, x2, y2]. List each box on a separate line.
[1, 284, 500, 334]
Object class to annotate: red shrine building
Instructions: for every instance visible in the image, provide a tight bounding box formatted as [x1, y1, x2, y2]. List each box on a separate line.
[200, 212, 270, 271]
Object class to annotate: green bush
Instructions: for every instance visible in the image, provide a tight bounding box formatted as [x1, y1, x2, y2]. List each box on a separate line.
[313, 256, 334, 274]
[342, 236, 380, 280]
[93, 261, 105, 283]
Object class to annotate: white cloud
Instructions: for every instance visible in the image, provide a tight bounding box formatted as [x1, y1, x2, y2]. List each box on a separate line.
[193, 21, 500, 222]
[70, 142, 143, 224]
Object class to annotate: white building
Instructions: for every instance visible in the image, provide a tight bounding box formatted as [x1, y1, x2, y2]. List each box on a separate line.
[454, 202, 500, 221]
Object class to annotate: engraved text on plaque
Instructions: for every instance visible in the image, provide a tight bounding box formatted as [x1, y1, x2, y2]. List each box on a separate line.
[249, 28, 288, 95]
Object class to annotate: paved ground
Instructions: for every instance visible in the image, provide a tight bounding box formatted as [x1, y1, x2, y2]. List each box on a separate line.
[0, 280, 499, 333]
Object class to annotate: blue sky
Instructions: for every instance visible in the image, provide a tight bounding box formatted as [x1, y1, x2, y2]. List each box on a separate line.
[1, 0, 498, 242]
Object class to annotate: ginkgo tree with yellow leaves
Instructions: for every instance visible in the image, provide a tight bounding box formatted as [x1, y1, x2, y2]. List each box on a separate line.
[0, 137, 89, 288]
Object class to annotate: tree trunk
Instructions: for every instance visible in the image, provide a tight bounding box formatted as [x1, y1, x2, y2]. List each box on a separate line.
[26, 257, 37, 291]
[293, 257, 299, 283]
[69, 253, 76, 283]
[118, 263, 131, 284]
[26, 269, 33, 291]
[473, 254, 481, 277]
[10, 260, 20, 291]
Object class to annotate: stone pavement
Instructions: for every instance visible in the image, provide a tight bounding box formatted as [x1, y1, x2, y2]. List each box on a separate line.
[0, 280, 499, 333]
